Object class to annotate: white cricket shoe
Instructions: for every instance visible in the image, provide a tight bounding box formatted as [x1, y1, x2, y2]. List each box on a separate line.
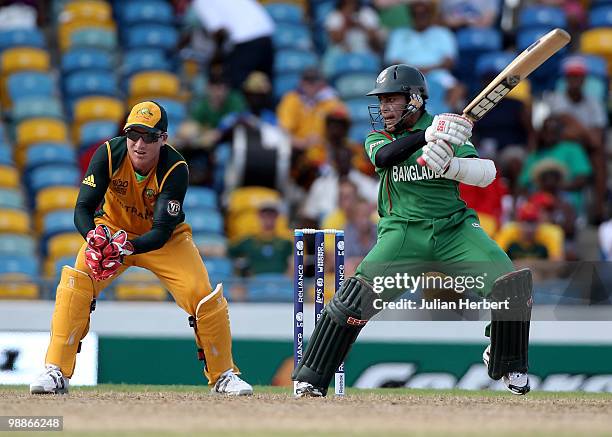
[482, 345, 530, 395]
[30, 365, 69, 394]
[294, 381, 324, 398]
[211, 370, 253, 396]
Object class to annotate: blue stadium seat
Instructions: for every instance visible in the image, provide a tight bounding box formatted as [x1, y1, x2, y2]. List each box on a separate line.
[42, 209, 76, 241]
[7, 72, 54, 102]
[0, 255, 39, 277]
[456, 27, 503, 91]
[52, 255, 77, 279]
[186, 208, 224, 234]
[78, 120, 118, 149]
[328, 52, 381, 81]
[335, 73, 377, 99]
[192, 233, 227, 250]
[274, 23, 312, 51]
[0, 189, 24, 209]
[0, 28, 45, 51]
[124, 24, 178, 51]
[274, 72, 300, 100]
[349, 121, 372, 143]
[69, 28, 117, 52]
[64, 71, 118, 100]
[247, 273, 292, 302]
[578, 54, 609, 78]
[0, 145, 13, 166]
[25, 144, 77, 173]
[154, 98, 186, 123]
[12, 96, 64, 122]
[0, 234, 35, 256]
[518, 6, 566, 30]
[121, 48, 172, 79]
[590, 6, 612, 29]
[345, 98, 375, 123]
[28, 165, 80, 195]
[274, 49, 318, 75]
[184, 187, 217, 210]
[119, 0, 174, 25]
[265, 3, 304, 23]
[475, 51, 517, 77]
[62, 48, 113, 75]
[204, 257, 233, 282]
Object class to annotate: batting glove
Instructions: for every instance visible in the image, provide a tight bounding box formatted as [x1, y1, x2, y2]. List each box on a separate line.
[420, 139, 454, 175]
[424, 113, 473, 146]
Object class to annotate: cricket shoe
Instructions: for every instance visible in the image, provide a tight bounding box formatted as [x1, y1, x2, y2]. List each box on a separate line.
[294, 381, 324, 398]
[211, 370, 253, 396]
[482, 345, 530, 395]
[30, 365, 69, 394]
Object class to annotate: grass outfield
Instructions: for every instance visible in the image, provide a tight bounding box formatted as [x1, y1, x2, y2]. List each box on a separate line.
[1, 385, 612, 436]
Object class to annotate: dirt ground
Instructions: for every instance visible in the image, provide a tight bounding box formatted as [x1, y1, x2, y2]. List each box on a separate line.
[1, 386, 612, 436]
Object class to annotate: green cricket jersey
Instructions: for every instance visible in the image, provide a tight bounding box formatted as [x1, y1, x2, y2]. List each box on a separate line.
[365, 112, 478, 220]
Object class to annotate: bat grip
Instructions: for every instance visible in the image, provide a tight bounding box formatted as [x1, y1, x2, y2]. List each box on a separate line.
[417, 156, 425, 166]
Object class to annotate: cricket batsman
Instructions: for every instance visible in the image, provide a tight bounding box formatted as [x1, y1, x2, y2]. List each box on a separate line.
[30, 101, 253, 396]
[293, 65, 532, 396]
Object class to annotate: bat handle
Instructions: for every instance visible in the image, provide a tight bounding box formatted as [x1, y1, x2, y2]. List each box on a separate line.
[416, 156, 425, 166]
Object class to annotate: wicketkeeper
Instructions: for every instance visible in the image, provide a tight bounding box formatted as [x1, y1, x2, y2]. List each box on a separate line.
[293, 65, 532, 397]
[30, 101, 252, 396]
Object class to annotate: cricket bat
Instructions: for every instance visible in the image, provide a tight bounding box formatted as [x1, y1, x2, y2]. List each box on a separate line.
[417, 28, 571, 165]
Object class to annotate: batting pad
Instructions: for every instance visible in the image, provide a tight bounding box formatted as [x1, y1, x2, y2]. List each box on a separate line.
[46, 266, 95, 378]
[488, 269, 532, 380]
[193, 284, 238, 385]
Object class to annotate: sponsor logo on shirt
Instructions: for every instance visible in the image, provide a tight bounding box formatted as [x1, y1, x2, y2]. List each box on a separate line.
[82, 174, 96, 187]
[112, 178, 128, 195]
[167, 200, 181, 216]
[369, 140, 385, 157]
[391, 164, 443, 182]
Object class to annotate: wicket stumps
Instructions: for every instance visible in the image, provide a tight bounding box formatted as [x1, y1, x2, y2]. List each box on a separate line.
[293, 228, 345, 396]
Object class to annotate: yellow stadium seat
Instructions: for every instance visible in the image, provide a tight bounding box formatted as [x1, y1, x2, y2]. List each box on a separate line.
[58, 20, 116, 52]
[1, 47, 50, 75]
[0, 166, 19, 189]
[228, 210, 290, 242]
[226, 187, 289, 241]
[0, 208, 31, 233]
[73, 96, 124, 143]
[47, 232, 84, 261]
[35, 186, 78, 217]
[60, 0, 113, 24]
[129, 71, 180, 101]
[0, 280, 39, 299]
[227, 186, 283, 215]
[16, 118, 69, 158]
[115, 267, 167, 300]
[580, 29, 612, 74]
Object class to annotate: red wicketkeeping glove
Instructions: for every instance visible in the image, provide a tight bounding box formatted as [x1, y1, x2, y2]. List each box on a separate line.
[84, 225, 112, 277]
[97, 230, 134, 281]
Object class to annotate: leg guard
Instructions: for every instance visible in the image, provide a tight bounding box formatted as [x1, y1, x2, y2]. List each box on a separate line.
[488, 269, 532, 380]
[189, 284, 237, 385]
[292, 277, 374, 395]
[45, 266, 96, 378]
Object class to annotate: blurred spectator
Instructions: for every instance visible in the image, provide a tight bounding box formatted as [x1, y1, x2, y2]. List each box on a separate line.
[229, 201, 292, 277]
[344, 198, 377, 276]
[191, 73, 246, 134]
[518, 116, 592, 213]
[300, 147, 378, 224]
[497, 146, 527, 223]
[472, 73, 535, 157]
[459, 177, 508, 236]
[384, 0, 464, 113]
[496, 202, 565, 262]
[545, 57, 607, 221]
[322, 0, 385, 77]
[322, 179, 359, 231]
[440, 0, 499, 29]
[599, 219, 612, 261]
[0, 2, 37, 30]
[374, 0, 413, 29]
[506, 203, 551, 260]
[193, 0, 275, 88]
[278, 68, 342, 153]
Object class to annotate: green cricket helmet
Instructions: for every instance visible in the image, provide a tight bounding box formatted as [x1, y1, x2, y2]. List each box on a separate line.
[367, 64, 429, 131]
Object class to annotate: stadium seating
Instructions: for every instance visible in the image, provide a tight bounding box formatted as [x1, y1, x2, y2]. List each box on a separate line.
[274, 23, 312, 51]
[517, 5, 566, 30]
[327, 52, 381, 82]
[589, 6, 612, 28]
[124, 24, 178, 52]
[0, 254, 40, 299]
[77, 120, 118, 150]
[121, 49, 172, 82]
[0, 28, 45, 51]
[12, 97, 64, 123]
[118, 1, 175, 26]
[0, 165, 19, 189]
[345, 98, 374, 124]
[128, 71, 180, 103]
[1, 47, 50, 76]
[186, 208, 224, 235]
[0, 188, 24, 209]
[517, 27, 566, 92]
[192, 233, 228, 258]
[273, 72, 301, 101]
[335, 73, 377, 100]
[114, 266, 167, 301]
[0, 207, 30, 234]
[25, 144, 77, 176]
[64, 70, 119, 101]
[0, 233, 36, 257]
[0, 146, 13, 166]
[184, 186, 218, 210]
[246, 273, 293, 302]
[46, 232, 83, 259]
[580, 28, 612, 74]
[265, 3, 305, 24]
[274, 49, 318, 75]
[455, 27, 503, 93]
[60, 0, 113, 23]
[35, 186, 78, 219]
[28, 165, 80, 197]
[61, 47, 113, 75]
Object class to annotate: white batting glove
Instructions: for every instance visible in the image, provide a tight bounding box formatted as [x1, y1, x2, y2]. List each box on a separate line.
[425, 113, 473, 146]
[420, 139, 454, 175]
